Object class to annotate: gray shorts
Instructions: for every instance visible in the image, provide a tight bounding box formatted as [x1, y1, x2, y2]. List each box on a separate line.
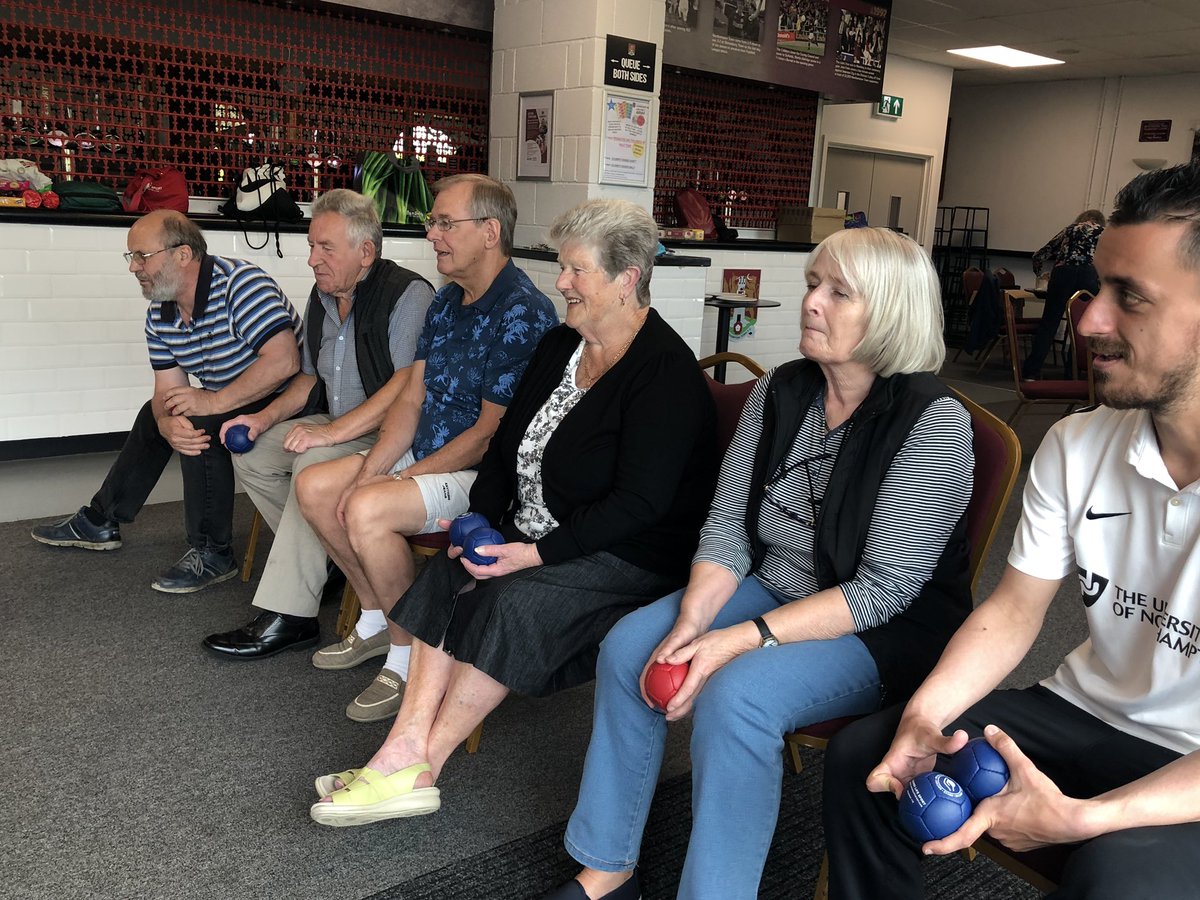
[385, 448, 477, 534]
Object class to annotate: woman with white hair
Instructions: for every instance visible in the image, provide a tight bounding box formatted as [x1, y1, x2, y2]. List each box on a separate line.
[546, 227, 976, 900]
[308, 198, 718, 827]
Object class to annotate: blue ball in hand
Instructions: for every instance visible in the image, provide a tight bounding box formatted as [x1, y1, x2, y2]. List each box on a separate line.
[449, 512, 490, 548]
[942, 737, 1009, 803]
[462, 527, 504, 566]
[898, 772, 973, 843]
[225, 424, 254, 454]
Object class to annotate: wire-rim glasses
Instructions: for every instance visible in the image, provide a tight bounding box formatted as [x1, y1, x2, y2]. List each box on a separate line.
[762, 452, 832, 528]
[123, 244, 182, 265]
[421, 214, 489, 233]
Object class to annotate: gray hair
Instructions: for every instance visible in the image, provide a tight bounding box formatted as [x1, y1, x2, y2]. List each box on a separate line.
[433, 173, 517, 255]
[549, 199, 657, 307]
[811, 227, 945, 377]
[159, 211, 207, 259]
[312, 189, 383, 254]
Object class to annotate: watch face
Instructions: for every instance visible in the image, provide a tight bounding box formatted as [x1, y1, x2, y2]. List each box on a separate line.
[764, 635, 779, 647]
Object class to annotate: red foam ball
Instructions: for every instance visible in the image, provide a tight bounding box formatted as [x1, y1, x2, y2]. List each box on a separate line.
[645, 662, 689, 710]
[22, 189, 41, 209]
[41, 191, 60, 210]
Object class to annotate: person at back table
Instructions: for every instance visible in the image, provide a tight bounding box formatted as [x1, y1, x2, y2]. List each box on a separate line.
[544, 227, 975, 900]
[305, 198, 718, 830]
[823, 160, 1200, 900]
[288, 173, 557, 720]
[202, 189, 434, 660]
[30, 210, 301, 593]
[1021, 208, 1105, 381]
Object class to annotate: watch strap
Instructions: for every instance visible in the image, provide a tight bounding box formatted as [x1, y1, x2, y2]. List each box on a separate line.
[752, 616, 777, 647]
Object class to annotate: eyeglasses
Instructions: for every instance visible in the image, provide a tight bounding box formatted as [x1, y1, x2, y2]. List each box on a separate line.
[421, 214, 489, 233]
[123, 245, 182, 265]
[762, 452, 832, 529]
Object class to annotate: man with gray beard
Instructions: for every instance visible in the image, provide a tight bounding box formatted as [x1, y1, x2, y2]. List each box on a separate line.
[31, 210, 302, 593]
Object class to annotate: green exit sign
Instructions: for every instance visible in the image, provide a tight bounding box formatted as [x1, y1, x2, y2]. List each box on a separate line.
[877, 94, 904, 117]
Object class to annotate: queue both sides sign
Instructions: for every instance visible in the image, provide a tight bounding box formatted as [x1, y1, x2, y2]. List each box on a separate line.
[604, 34, 656, 93]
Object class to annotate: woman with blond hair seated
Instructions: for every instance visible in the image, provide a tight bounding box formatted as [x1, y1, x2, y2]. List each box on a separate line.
[546, 227, 976, 900]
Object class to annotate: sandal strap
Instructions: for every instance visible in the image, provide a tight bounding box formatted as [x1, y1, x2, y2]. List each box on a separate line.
[329, 763, 432, 806]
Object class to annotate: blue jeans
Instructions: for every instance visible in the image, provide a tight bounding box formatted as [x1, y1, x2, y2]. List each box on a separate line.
[564, 575, 882, 899]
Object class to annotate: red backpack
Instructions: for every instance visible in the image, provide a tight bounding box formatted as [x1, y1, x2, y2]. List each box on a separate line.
[673, 188, 717, 240]
[122, 167, 189, 214]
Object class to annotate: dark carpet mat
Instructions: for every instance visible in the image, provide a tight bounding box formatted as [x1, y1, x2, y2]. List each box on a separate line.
[376, 751, 1038, 900]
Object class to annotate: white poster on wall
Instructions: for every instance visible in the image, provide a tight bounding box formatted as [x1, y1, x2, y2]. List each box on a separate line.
[600, 91, 651, 187]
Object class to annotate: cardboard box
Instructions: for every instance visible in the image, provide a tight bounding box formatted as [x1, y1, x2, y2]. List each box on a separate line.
[0, 196, 27, 208]
[776, 205, 844, 243]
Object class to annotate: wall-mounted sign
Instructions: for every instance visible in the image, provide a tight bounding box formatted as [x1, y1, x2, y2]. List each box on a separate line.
[876, 94, 903, 117]
[1139, 119, 1172, 142]
[604, 34, 657, 92]
[663, 0, 891, 103]
[599, 91, 651, 186]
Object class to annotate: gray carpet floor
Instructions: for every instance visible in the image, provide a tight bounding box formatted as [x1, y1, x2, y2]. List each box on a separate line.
[1, 361, 1084, 899]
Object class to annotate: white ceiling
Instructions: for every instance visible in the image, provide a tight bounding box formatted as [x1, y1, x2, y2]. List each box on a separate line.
[888, 0, 1200, 85]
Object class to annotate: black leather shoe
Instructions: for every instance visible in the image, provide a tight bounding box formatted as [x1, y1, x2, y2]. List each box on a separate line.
[541, 870, 640, 900]
[202, 611, 319, 660]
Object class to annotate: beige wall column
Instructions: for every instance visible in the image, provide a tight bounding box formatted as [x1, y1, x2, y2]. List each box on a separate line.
[491, 0, 665, 247]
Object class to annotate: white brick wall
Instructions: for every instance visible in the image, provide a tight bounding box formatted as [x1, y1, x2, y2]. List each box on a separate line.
[0, 221, 441, 442]
[695, 247, 813, 373]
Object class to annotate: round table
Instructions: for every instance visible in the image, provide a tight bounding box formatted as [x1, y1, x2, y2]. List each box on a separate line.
[704, 293, 782, 381]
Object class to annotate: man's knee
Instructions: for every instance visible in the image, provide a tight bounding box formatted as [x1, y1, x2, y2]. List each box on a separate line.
[1055, 826, 1197, 899]
[825, 705, 902, 789]
[295, 456, 355, 518]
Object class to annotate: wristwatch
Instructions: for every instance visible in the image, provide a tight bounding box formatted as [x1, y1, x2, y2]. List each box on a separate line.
[752, 616, 779, 648]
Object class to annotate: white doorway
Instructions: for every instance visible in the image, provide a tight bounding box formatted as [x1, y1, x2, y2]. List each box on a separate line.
[820, 147, 927, 239]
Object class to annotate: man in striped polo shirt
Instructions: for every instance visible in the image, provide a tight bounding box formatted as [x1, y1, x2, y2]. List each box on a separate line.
[31, 209, 303, 593]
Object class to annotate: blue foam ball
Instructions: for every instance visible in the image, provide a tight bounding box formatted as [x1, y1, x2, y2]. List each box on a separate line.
[462, 527, 504, 566]
[449, 512, 490, 548]
[899, 772, 973, 842]
[942, 737, 1009, 803]
[225, 424, 254, 454]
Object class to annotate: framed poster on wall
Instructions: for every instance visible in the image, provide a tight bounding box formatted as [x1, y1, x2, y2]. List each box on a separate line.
[517, 91, 553, 180]
[599, 91, 651, 187]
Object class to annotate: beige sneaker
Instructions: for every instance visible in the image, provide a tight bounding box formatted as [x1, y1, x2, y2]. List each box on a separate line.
[347, 668, 404, 722]
[312, 629, 390, 671]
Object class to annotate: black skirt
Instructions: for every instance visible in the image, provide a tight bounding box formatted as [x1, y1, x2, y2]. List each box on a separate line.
[391, 549, 681, 697]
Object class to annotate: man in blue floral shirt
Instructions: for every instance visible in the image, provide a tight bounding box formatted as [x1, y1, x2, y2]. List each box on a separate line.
[287, 174, 557, 722]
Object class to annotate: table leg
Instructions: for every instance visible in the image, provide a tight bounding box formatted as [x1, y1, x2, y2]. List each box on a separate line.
[714, 307, 731, 383]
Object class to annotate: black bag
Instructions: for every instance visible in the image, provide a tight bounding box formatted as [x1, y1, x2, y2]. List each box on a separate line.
[53, 179, 123, 213]
[219, 162, 303, 257]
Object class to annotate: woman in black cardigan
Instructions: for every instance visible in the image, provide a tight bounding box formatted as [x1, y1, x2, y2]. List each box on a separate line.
[309, 199, 717, 827]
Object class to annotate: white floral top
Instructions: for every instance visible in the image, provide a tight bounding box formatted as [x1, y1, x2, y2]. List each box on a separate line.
[514, 339, 588, 539]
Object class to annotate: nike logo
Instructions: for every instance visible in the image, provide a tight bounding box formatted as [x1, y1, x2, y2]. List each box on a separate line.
[1085, 507, 1131, 520]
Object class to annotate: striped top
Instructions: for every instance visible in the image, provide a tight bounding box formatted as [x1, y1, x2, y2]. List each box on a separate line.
[696, 369, 974, 631]
[145, 255, 302, 391]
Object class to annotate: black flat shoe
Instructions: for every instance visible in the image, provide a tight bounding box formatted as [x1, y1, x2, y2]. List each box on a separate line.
[202, 611, 319, 660]
[541, 870, 639, 900]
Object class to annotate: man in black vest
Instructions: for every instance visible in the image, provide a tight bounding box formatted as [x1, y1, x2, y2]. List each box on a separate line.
[202, 189, 434, 659]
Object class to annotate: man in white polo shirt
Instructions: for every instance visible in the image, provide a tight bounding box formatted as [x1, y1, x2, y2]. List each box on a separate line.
[823, 159, 1200, 899]
[31, 210, 302, 593]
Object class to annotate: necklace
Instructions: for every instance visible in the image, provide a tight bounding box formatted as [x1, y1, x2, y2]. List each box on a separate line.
[578, 310, 648, 388]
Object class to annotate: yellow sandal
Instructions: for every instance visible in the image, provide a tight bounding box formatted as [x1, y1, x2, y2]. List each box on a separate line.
[309, 763, 440, 827]
[314, 768, 362, 798]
